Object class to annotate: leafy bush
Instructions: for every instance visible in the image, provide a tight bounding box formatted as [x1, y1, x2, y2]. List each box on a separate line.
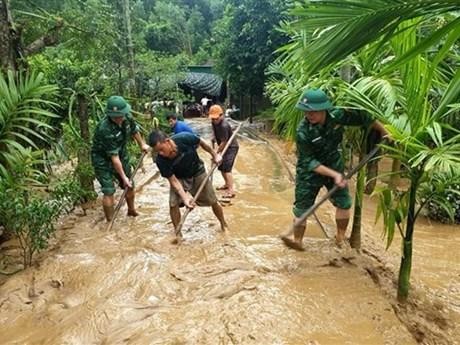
[0, 167, 61, 268]
[254, 107, 276, 120]
[0, 150, 94, 268]
[50, 172, 96, 214]
[420, 173, 460, 224]
[426, 183, 460, 224]
[1, 191, 61, 267]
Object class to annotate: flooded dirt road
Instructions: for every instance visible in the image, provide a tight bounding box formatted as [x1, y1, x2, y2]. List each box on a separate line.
[0, 119, 458, 344]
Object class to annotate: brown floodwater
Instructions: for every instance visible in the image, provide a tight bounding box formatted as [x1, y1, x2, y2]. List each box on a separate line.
[0, 119, 458, 344]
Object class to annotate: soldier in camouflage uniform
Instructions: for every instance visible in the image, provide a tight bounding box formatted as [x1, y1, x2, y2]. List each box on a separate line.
[283, 89, 388, 250]
[91, 96, 150, 221]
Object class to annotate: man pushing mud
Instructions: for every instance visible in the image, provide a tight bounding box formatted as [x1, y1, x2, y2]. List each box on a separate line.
[148, 131, 229, 238]
[91, 96, 150, 222]
[282, 88, 389, 250]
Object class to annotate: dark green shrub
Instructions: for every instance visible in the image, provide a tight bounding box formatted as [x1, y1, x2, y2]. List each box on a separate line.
[426, 183, 460, 224]
[420, 173, 460, 224]
[50, 173, 96, 214]
[0, 150, 95, 268]
[0, 187, 60, 267]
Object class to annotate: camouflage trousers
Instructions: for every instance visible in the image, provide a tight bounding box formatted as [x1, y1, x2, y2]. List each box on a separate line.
[293, 171, 352, 218]
[92, 153, 133, 196]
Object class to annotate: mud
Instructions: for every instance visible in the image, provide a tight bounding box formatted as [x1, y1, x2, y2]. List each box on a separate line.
[0, 119, 458, 344]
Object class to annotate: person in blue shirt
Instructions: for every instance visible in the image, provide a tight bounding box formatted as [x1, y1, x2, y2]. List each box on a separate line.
[167, 114, 194, 134]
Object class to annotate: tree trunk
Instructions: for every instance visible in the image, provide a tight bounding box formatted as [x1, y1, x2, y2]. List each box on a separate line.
[350, 160, 365, 250]
[389, 158, 401, 190]
[364, 128, 381, 194]
[77, 94, 95, 197]
[23, 19, 64, 56]
[0, 0, 17, 72]
[239, 94, 243, 119]
[364, 160, 378, 194]
[121, 0, 136, 97]
[249, 94, 253, 123]
[397, 176, 419, 302]
[226, 79, 230, 106]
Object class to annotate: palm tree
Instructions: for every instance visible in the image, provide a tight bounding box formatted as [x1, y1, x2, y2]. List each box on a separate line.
[268, 0, 460, 301]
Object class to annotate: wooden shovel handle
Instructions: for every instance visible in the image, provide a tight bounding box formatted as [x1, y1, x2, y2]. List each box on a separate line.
[174, 121, 245, 238]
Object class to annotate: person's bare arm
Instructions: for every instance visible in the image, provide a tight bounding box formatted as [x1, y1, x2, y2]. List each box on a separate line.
[111, 155, 131, 188]
[371, 120, 390, 139]
[199, 138, 221, 164]
[313, 165, 347, 188]
[167, 175, 194, 208]
[132, 132, 150, 153]
[216, 140, 226, 153]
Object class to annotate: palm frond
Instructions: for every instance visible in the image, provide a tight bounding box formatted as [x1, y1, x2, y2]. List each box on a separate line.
[0, 70, 58, 173]
[289, 0, 460, 76]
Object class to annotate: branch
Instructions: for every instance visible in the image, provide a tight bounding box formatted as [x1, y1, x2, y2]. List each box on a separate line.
[23, 18, 64, 56]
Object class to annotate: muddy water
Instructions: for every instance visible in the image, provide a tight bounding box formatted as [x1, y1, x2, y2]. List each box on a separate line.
[0, 119, 457, 344]
[411, 218, 460, 306]
[359, 184, 460, 343]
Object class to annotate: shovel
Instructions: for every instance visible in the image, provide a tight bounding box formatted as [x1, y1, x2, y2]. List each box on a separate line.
[281, 139, 388, 250]
[173, 121, 245, 243]
[107, 151, 147, 231]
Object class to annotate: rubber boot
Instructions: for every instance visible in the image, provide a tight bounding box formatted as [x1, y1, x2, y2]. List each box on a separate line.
[103, 205, 114, 222]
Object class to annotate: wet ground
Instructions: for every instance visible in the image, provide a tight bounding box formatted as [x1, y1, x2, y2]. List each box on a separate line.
[0, 119, 458, 344]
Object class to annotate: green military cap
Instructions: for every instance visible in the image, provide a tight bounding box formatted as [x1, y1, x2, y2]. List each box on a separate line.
[106, 95, 131, 117]
[296, 89, 332, 111]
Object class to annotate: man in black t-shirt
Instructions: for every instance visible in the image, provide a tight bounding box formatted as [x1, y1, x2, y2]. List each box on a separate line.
[148, 130, 228, 234]
[209, 105, 239, 198]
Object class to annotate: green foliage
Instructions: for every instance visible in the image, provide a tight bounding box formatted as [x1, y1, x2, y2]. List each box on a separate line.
[375, 188, 407, 249]
[0, 69, 59, 174]
[0, 149, 57, 268]
[191, 42, 214, 65]
[213, 0, 289, 98]
[144, 1, 210, 55]
[421, 173, 460, 224]
[265, 69, 341, 138]
[286, 0, 460, 78]
[254, 107, 276, 120]
[50, 172, 96, 214]
[135, 108, 170, 133]
[267, 1, 460, 141]
[0, 148, 96, 268]
[2, 193, 61, 268]
[60, 121, 88, 160]
[0, 148, 47, 190]
[21, 0, 129, 97]
[269, 0, 460, 300]
[136, 52, 189, 100]
[29, 51, 108, 96]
